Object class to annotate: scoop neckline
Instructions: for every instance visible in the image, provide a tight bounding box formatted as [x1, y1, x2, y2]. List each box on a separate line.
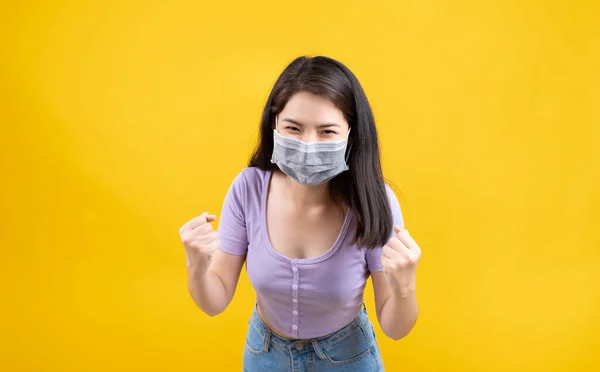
[260, 170, 351, 265]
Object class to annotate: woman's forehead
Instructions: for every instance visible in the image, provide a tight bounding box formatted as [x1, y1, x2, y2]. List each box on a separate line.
[280, 92, 347, 127]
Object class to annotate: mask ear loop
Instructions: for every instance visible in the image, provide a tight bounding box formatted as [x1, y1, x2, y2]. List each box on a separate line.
[270, 115, 279, 164]
[345, 144, 352, 164]
[344, 127, 352, 164]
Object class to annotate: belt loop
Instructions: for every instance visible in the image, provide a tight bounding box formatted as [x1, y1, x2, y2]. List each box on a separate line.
[311, 339, 326, 360]
[263, 328, 272, 352]
[362, 302, 367, 313]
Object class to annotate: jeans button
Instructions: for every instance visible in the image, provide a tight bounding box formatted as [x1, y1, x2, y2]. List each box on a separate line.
[295, 342, 304, 351]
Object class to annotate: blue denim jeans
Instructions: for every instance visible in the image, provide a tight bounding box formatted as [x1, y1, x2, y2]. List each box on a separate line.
[243, 305, 384, 371]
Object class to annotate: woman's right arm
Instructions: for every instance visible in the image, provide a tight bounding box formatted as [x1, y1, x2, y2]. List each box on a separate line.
[180, 212, 246, 316]
[182, 170, 250, 316]
[187, 249, 245, 316]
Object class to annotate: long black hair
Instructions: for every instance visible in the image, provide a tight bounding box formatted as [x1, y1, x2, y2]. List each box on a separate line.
[249, 56, 392, 249]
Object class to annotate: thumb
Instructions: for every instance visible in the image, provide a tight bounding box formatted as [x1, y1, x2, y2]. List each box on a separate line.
[393, 225, 402, 234]
[206, 214, 217, 223]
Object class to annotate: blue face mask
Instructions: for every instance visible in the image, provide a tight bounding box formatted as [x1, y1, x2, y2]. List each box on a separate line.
[270, 116, 352, 186]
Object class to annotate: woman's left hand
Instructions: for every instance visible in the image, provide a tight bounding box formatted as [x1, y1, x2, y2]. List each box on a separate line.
[381, 226, 422, 297]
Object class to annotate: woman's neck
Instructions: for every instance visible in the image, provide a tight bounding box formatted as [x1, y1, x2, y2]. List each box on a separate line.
[281, 172, 331, 208]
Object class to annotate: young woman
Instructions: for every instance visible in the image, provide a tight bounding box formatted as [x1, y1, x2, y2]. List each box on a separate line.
[179, 56, 422, 371]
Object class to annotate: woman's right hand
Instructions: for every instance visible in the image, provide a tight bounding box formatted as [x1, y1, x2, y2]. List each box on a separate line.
[179, 212, 220, 273]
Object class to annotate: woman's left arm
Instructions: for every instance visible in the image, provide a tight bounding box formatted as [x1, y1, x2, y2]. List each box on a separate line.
[372, 227, 421, 341]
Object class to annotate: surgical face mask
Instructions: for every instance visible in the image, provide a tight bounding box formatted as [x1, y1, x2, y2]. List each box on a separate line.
[270, 116, 352, 186]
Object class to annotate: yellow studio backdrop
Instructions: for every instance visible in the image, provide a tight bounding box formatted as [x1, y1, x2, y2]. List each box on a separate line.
[1, 1, 599, 371]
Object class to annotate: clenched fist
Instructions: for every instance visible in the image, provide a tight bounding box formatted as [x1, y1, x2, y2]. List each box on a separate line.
[179, 212, 220, 272]
[382, 226, 421, 297]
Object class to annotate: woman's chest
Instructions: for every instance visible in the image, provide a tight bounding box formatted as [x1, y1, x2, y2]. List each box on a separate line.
[265, 204, 345, 260]
[245, 232, 369, 305]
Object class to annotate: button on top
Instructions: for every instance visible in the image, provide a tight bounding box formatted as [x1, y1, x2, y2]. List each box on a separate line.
[292, 266, 298, 272]
[293, 310, 298, 315]
[292, 324, 298, 330]
[292, 284, 298, 290]
[292, 298, 298, 303]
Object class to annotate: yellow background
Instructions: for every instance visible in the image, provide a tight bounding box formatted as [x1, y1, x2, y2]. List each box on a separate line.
[1, 1, 599, 371]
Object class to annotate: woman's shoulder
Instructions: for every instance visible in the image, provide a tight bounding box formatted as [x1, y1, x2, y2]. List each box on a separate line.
[383, 183, 404, 227]
[384, 183, 398, 201]
[225, 167, 270, 207]
[231, 166, 270, 188]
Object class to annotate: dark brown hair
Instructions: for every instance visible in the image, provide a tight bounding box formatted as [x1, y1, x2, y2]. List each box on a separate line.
[249, 56, 392, 249]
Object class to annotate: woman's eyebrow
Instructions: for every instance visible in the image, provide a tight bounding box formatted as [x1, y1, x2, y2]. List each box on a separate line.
[281, 118, 304, 126]
[281, 118, 341, 128]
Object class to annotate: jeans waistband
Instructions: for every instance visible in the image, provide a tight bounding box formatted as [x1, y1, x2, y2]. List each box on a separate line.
[248, 304, 371, 351]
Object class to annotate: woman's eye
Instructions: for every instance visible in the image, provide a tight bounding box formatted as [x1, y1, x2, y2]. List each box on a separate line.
[286, 126, 300, 132]
[323, 130, 336, 135]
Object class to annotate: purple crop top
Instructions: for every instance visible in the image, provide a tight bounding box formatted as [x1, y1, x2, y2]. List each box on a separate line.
[217, 167, 404, 339]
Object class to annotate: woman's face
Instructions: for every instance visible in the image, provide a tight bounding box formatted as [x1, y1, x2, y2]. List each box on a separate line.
[276, 91, 349, 143]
